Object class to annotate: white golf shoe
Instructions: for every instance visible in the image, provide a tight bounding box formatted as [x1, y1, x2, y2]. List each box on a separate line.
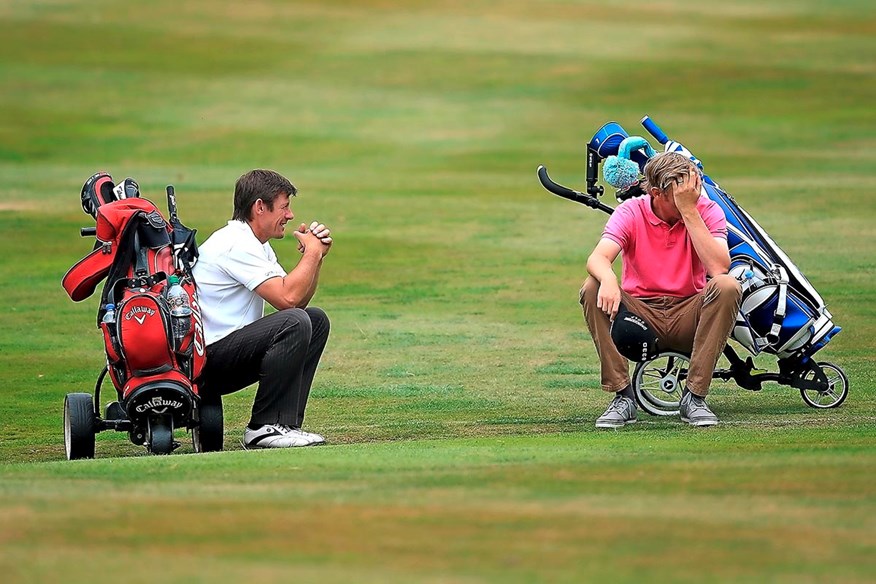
[243, 424, 320, 448]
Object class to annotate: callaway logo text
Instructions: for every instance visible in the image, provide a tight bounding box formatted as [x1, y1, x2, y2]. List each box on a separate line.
[135, 396, 185, 414]
[125, 306, 156, 321]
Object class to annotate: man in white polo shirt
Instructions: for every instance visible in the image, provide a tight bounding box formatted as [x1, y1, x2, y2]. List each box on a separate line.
[193, 169, 332, 448]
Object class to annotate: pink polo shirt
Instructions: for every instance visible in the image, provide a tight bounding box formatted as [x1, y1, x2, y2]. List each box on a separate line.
[602, 195, 727, 298]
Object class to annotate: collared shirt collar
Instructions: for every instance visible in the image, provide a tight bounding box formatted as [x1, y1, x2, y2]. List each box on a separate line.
[228, 219, 258, 237]
[642, 196, 666, 227]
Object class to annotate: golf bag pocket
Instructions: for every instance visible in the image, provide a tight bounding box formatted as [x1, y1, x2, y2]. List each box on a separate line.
[100, 319, 122, 364]
[116, 292, 174, 379]
[728, 246, 830, 360]
[113, 289, 198, 421]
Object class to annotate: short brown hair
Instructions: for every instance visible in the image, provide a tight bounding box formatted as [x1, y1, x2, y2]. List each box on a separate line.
[643, 152, 700, 193]
[232, 169, 297, 221]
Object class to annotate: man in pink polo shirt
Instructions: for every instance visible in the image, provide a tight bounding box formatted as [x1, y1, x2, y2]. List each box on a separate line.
[580, 152, 742, 428]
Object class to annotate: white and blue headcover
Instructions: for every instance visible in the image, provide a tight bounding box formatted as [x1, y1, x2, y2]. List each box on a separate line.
[663, 140, 704, 170]
[602, 136, 656, 190]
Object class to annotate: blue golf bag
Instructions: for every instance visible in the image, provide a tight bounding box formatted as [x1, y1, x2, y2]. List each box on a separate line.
[538, 116, 848, 412]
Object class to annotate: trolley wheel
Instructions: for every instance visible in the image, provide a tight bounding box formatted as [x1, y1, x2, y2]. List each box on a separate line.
[147, 416, 174, 455]
[193, 399, 224, 453]
[632, 351, 690, 416]
[64, 393, 96, 460]
[800, 361, 849, 409]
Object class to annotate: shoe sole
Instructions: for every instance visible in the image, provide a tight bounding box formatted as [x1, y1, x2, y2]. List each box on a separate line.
[240, 439, 316, 449]
[595, 419, 637, 429]
[680, 416, 718, 427]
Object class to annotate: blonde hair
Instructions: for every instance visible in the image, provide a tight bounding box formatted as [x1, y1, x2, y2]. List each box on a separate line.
[643, 152, 700, 192]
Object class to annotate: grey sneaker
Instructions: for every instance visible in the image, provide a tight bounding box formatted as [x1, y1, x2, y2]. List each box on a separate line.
[595, 394, 637, 429]
[679, 392, 719, 427]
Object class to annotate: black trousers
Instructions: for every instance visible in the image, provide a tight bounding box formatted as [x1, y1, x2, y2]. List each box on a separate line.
[199, 307, 330, 427]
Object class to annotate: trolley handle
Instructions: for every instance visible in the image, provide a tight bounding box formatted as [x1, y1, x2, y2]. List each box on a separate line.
[537, 165, 614, 215]
[80, 227, 97, 237]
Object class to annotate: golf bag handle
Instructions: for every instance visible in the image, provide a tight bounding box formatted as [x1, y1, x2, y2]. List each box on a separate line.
[640, 115, 669, 145]
[537, 165, 614, 215]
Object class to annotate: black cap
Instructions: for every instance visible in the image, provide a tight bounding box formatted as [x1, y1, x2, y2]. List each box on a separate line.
[610, 304, 659, 362]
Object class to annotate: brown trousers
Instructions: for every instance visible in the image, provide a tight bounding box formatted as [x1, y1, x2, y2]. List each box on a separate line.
[580, 274, 741, 397]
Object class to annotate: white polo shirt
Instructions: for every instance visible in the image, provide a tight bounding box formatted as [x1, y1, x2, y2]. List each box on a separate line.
[192, 220, 286, 345]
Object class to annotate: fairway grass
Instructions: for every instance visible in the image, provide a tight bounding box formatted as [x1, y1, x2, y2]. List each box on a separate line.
[2, 0, 875, 581]
[3, 428, 875, 583]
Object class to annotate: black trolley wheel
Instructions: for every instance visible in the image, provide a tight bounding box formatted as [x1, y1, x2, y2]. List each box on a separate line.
[64, 393, 96, 460]
[800, 361, 849, 409]
[147, 416, 174, 455]
[193, 398, 224, 453]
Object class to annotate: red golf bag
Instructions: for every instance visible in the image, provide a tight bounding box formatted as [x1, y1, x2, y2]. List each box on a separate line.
[61, 172, 219, 458]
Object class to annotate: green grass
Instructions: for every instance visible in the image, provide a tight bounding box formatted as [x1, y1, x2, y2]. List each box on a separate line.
[3, 429, 876, 583]
[1, 0, 875, 581]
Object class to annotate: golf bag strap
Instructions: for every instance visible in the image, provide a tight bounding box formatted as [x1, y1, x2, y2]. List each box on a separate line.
[98, 216, 148, 325]
[766, 265, 789, 346]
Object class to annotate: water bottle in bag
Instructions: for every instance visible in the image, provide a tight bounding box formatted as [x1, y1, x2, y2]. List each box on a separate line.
[166, 275, 192, 350]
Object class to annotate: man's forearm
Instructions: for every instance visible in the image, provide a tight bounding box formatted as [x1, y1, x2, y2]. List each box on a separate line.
[297, 258, 321, 307]
[681, 209, 730, 275]
[587, 254, 618, 284]
[277, 251, 322, 308]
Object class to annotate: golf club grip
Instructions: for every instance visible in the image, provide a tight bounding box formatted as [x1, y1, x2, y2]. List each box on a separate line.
[166, 185, 178, 219]
[640, 116, 669, 145]
[80, 227, 96, 237]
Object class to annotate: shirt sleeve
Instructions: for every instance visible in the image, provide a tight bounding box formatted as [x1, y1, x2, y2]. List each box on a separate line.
[699, 198, 728, 239]
[602, 200, 634, 248]
[222, 239, 286, 291]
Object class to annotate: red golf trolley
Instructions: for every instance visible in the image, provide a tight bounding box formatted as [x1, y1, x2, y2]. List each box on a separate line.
[61, 173, 222, 458]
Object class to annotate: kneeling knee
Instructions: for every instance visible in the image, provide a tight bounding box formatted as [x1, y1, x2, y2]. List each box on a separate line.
[704, 274, 742, 307]
[305, 306, 330, 329]
[579, 277, 599, 307]
[276, 308, 313, 339]
[711, 274, 742, 296]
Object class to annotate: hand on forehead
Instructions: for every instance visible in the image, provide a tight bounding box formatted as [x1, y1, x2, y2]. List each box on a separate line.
[665, 163, 701, 189]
